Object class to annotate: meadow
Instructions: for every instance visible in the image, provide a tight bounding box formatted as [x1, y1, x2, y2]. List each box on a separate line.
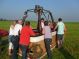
[0, 21, 79, 59]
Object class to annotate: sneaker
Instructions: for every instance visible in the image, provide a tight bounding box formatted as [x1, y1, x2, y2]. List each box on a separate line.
[18, 53, 22, 56]
[8, 52, 12, 56]
[27, 57, 31, 59]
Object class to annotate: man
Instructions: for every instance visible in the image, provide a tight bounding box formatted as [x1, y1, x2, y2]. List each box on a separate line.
[54, 18, 66, 48]
[19, 21, 35, 59]
[11, 20, 22, 59]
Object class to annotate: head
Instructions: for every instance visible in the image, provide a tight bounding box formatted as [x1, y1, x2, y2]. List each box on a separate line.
[41, 18, 44, 22]
[12, 21, 17, 26]
[25, 21, 30, 26]
[44, 21, 48, 26]
[48, 21, 52, 25]
[58, 18, 62, 22]
[17, 20, 23, 25]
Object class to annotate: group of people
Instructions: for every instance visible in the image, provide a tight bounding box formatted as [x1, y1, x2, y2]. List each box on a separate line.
[8, 18, 66, 59]
[8, 20, 35, 59]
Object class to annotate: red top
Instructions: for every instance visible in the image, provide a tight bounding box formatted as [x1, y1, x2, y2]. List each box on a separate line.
[19, 26, 35, 46]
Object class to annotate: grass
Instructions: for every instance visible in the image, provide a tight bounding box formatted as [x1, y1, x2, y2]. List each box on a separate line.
[49, 22, 79, 59]
[0, 21, 79, 59]
[0, 21, 12, 30]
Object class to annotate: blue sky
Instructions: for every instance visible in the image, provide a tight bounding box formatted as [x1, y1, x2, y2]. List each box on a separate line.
[0, 0, 79, 22]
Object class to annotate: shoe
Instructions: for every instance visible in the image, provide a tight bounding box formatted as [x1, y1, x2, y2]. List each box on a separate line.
[8, 52, 12, 56]
[18, 53, 22, 56]
[27, 57, 31, 59]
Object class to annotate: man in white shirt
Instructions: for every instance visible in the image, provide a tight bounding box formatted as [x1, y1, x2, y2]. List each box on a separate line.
[54, 18, 66, 48]
[11, 20, 22, 59]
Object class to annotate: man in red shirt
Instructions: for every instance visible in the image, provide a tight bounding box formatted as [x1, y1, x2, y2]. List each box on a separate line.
[19, 21, 35, 59]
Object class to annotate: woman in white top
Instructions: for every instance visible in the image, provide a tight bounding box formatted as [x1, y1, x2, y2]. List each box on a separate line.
[8, 21, 16, 55]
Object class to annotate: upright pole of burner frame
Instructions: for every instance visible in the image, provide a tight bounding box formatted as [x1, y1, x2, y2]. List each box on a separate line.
[37, 9, 41, 34]
[34, 5, 43, 34]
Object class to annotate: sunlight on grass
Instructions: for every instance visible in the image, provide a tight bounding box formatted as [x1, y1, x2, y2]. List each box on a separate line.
[0, 21, 79, 59]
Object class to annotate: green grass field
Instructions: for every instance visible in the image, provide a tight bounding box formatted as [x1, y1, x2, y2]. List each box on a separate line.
[0, 21, 79, 59]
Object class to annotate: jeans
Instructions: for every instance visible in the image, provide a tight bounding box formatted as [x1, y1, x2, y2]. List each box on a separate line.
[20, 45, 28, 59]
[8, 35, 14, 49]
[8, 35, 13, 42]
[11, 36, 19, 59]
[44, 38, 52, 59]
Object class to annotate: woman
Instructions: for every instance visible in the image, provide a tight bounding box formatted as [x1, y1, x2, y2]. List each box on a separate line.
[42, 21, 52, 59]
[8, 21, 16, 55]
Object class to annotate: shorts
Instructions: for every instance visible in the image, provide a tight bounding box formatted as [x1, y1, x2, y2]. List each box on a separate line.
[57, 34, 64, 40]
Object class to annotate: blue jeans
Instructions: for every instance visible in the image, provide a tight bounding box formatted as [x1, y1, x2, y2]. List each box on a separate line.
[20, 45, 28, 59]
[8, 35, 13, 42]
[11, 36, 19, 59]
[44, 38, 52, 59]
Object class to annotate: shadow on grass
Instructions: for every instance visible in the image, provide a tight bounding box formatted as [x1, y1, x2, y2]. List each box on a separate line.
[0, 38, 8, 45]
[0, 38, 8, 53]
[0, 38, 9, 59]
[59, 47, 75, 59]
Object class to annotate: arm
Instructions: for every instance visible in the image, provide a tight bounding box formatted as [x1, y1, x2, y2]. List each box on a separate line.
[53, 22, 58, 31]
[18, 25, 22, 35]
[20, 25, 22, 33]
[54, 24, 58, 31]
[42, 28, 45, 34]
[30, 27, 36, 36]
[64, 25, 67, 32]
[10, 25, 14, 29]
